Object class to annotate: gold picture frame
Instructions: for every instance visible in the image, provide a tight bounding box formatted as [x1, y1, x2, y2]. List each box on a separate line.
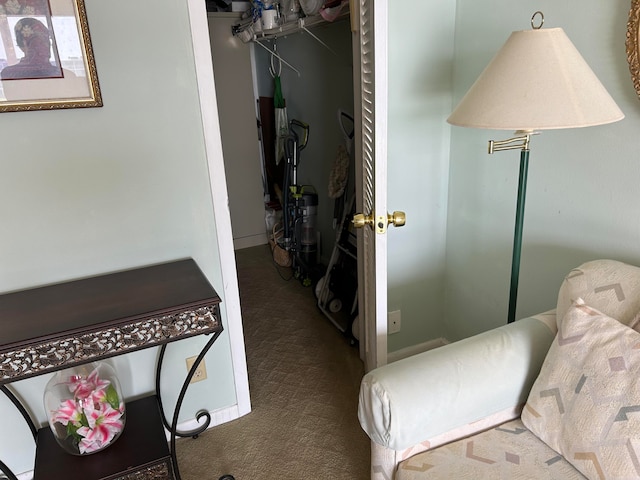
[0, 0, 101, 112]
[627, 0, 640, 99]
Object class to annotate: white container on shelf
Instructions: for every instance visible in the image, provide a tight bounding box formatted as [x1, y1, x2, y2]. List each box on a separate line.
[261, 9, 279, 29]
[232, 1, 251, 12]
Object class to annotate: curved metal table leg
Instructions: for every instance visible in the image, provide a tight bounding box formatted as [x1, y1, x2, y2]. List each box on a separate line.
[1, 385, 37, 480]
[0, 459, 19, 480]
[156, 329, 226, 480]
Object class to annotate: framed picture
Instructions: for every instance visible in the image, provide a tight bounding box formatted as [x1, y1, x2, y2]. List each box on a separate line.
[627, 0, 640, 100]
[0, 0, 101, 112]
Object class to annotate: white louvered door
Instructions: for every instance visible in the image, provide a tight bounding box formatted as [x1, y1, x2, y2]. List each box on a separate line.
[352, 0, 388, 372]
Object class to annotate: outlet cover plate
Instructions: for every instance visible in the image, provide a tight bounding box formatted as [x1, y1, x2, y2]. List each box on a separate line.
[185, 356, 207, 383]
[388, 310, 401, 334]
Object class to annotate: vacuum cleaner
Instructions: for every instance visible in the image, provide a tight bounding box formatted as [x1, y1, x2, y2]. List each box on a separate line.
[280, 119, 319, 286]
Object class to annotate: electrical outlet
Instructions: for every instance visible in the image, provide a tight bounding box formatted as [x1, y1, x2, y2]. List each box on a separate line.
[388, 310, 401, 334]
[185, 356, 207, 383]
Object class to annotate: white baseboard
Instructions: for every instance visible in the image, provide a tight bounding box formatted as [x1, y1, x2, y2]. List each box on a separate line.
[387, 337, 450, 363]
[233, 233, 267, 250]
[165, 403, 243, 440]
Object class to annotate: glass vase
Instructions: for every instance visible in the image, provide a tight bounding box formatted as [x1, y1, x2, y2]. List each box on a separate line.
[43, 362, 126, 455]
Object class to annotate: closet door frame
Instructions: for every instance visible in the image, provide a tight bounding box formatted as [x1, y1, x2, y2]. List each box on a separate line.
[187, 0, 251, 418]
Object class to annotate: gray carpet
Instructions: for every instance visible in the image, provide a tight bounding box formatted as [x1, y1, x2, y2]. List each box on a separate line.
[176, 244, 370, 479]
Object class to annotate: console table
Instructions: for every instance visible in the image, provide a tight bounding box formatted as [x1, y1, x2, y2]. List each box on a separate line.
[0, 258, 234, 480]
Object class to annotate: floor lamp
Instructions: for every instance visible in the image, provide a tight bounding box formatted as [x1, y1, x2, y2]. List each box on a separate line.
[447, 12, 624, 324]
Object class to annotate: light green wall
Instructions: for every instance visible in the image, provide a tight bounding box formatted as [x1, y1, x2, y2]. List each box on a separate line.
[445, 0, 640, 340]
[386, 0, 456, 352]
[0, 0, 236, 474]
[387, 0, 640, 351]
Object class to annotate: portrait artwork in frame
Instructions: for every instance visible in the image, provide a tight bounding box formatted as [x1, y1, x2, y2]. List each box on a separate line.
[0, 0, 101, 112]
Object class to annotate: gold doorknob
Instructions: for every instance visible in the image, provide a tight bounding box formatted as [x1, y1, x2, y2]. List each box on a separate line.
[388, 211, 406, 227]
[353, 211, 406, 233]
[352, 213, 374, 228]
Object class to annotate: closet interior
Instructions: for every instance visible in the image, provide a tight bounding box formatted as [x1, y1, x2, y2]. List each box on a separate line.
[207, 0, 359, 337]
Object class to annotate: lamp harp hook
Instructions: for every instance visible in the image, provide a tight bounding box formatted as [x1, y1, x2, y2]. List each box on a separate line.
[531, 11, 544, 30]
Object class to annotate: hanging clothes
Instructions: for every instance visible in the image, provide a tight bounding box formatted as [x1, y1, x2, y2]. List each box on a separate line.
[328, 144, 349, 200]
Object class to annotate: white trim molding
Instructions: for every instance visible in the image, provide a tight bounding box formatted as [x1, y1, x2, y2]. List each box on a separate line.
[186, 0, 251, 417]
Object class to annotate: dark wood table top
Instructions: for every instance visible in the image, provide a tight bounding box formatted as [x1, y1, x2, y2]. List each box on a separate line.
[0, 258, 222, 383]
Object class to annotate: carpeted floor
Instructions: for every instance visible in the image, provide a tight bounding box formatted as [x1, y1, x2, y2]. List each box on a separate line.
[176, 244, 370, 479]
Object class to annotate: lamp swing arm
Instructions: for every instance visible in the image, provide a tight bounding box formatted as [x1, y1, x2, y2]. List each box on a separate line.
[488, 131, 538, 154]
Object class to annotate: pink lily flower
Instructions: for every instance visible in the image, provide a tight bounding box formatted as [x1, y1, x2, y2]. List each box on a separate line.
[76, 403, 124, 453]
[51, 399, 83, 426]
[68, 368, 111, 399]
[78, 437, 102, 455]
[88, 388, 107, 408]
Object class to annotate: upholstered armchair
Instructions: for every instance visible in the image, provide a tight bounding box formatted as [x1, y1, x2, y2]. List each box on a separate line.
[358, 260, 640, 479]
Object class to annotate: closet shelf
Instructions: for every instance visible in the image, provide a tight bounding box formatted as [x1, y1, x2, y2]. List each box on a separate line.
[232, 10, 349, 43]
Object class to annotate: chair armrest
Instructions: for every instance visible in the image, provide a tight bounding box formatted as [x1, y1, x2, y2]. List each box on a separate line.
[358, 314, 556, 451]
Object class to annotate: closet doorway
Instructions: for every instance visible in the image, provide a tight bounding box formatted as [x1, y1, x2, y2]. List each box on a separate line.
[207, 0, 389, 372]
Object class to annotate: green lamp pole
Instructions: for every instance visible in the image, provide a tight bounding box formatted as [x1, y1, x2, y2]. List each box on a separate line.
[488, 132, 534, 324]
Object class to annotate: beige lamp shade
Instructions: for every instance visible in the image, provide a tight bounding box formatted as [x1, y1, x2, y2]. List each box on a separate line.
[447, 27, 624, 130]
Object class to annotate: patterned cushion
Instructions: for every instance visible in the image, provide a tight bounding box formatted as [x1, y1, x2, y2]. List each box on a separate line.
[522, 300, 640, 480]
[396, 419, 584, 479]
[556, 259, 640, 330]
